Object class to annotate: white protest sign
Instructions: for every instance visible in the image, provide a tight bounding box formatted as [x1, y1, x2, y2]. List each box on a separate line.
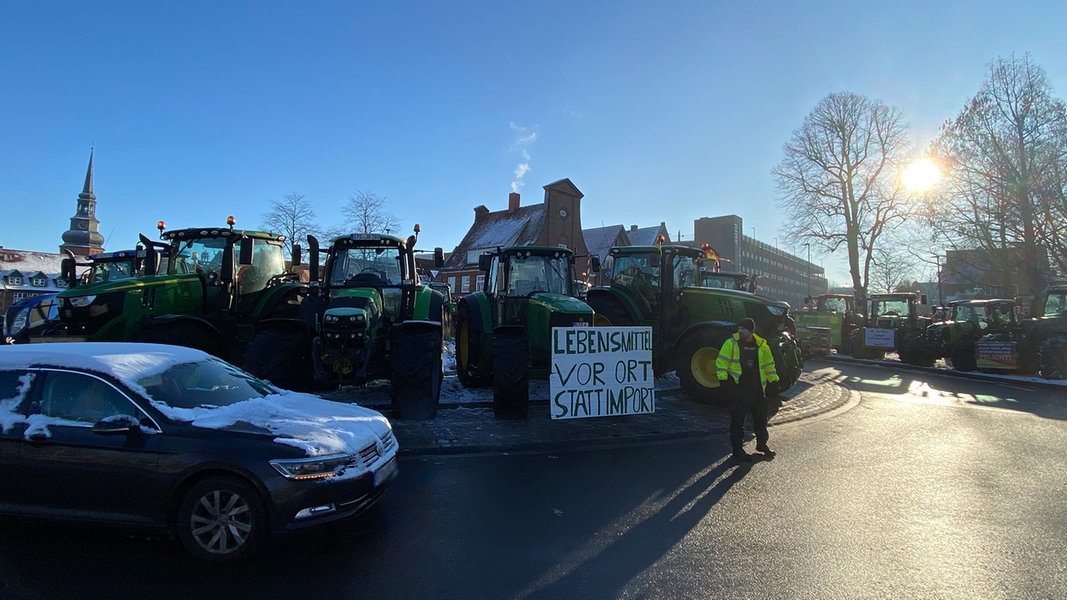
[550, 326, 655, 420]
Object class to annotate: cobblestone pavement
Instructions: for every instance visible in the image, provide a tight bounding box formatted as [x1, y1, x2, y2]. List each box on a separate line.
[360, 363, 853, 456]
[344, 352, 1066, 456]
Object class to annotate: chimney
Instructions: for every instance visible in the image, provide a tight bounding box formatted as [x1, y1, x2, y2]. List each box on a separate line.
[630, 225, 638, 231]
[474, 205, 489, 218]
[508, 192, 520, 212]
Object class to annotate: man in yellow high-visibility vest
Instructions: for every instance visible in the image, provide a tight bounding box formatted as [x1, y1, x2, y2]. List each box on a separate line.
[716, 318, 780, 463]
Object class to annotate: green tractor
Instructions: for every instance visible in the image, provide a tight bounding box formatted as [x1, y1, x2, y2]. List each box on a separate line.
[455, 246, 597, 417]
[38, 218, 307, 364]
[244, 227, 448, 419]
[794, 293, 862, 357]
[973, 284, 1067, 378]
[847, 292, 932, 362]
[901, 298, 1018, 371]
[586, 245, 803, 402]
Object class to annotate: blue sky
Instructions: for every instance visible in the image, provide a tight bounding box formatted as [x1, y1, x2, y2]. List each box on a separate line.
[3, 0, 1066, 285]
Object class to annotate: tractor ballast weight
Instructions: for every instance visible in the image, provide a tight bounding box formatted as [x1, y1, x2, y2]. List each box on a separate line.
[243, 226, 447, 419]
[585, 245, 803, 402]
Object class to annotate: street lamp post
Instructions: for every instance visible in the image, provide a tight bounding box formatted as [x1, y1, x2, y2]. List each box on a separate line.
[804, 242, 812, 301]
[933, 254, 943, 306]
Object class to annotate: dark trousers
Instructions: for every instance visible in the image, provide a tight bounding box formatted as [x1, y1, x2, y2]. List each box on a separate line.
[730, 386, 769, 453]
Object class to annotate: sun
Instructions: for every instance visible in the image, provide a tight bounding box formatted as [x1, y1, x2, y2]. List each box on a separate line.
[902, 158, 942, 192]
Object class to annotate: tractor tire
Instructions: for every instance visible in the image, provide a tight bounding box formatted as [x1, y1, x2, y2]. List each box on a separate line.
[949, 339, 978, 372]
[244, 327, 312, 391]
[492, 327, 528, 419]
[676, 331, 730, 403]
[135, 324, 221, 358]
[900, 337, 936, 367]
[772, 337, 803, 395]
[390, 322, 443, 420]
[847, 329, 866, 359]
[455, 303, 489, 387]
[1038, 336, 1067, 380]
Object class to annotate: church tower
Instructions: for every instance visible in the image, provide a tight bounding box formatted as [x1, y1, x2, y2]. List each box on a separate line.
[59, 149, 105, 257]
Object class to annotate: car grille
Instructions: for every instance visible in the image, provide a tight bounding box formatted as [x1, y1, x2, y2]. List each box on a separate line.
[357, 430, 398, 467]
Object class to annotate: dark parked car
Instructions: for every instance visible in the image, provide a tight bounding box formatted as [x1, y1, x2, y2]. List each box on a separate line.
[0, 342, 399, 561]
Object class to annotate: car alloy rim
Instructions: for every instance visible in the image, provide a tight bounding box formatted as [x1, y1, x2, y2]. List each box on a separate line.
[189, 489, 253, 555]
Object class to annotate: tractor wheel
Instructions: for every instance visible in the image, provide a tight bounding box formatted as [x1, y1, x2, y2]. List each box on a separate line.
[135, 324, 221, 358]
[492, 328, 528, 419]
[772, 337, 803, 394]
[900, 337, 936, 367]
[390, 322, 443, 420]
[1038, 336, 1067, 380]
[455, 303, 489, 387]
[847, 329, 866, 359]
[244, 327, 312, 391]
[676, 331, 729, 403]
[949, 339, 978, 372]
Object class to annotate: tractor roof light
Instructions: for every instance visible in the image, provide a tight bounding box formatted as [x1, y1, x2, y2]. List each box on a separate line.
[227, 216, 236, 229]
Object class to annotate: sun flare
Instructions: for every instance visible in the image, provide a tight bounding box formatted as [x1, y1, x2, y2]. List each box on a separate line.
[902, 158, 942, 192]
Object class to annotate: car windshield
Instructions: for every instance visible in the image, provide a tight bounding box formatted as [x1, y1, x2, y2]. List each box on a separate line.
[138, 358, 277, 409]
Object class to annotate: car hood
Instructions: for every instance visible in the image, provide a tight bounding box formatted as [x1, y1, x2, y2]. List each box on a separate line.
[157, 391, 394, 457]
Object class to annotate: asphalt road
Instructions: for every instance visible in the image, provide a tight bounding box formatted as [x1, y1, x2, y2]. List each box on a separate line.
[2, 361, 1066, 599]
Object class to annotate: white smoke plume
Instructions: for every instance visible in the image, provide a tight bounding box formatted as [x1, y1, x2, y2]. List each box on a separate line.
[509, 122, 537, 193]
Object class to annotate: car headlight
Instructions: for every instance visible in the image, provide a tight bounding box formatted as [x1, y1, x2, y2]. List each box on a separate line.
[68, 295, 97, 308]
[270, 454, 352, 480]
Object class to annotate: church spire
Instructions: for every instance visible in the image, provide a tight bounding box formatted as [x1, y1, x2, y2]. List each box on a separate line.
[60, 148, 105, 257]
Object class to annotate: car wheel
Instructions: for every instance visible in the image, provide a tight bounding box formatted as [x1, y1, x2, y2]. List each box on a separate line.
[949, 339, 977, 372]
[178, 476, 266, 563]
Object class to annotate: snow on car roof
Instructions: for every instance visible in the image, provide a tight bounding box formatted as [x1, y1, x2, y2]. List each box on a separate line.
[0, 342, 205, 381]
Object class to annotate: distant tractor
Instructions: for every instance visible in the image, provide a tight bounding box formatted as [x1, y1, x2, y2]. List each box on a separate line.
[454, 246, 597, 416]
[244, 226, 447, 419]
[902, 298, 1018, 371]
[847, 292, 932, 362]
[37, 218, 307, 365]
[794, 293, 863, 357]
[973, 284, 1067, 379]
[586, 244, 803, 402]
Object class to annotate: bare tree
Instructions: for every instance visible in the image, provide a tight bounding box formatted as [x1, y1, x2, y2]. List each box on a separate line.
[869, 245, 915, 293]
[773, 91, 913, 315]
[261, 193, 319, 259]
[342, 191, 400, 234]
[926, 54, 1067, 297]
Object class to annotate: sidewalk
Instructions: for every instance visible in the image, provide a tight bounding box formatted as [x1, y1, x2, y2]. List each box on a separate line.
[343, 365, 852, 456]
[334, 354, 1064, 456]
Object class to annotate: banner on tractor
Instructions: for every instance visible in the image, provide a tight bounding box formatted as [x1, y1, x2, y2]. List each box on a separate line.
[549, 326, 655, 420]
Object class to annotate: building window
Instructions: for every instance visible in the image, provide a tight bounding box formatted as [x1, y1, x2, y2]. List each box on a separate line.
[7, 276, 22, 285]
[32, 277, 46, 286]
[460, 277, 471, 293]
[476, 275, 485, 291]
[12, 292, 27, 301]
[447, 276, 457, 293]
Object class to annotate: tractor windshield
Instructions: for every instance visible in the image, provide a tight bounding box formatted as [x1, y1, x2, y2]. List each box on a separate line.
[329, 246, 404, 286]
[872, 298, 909, 317]
[504, 252, 571, 297]
[822, 297, 849, 313]
[1043, 290, 1067, 317]
[86, 259, 136, 283]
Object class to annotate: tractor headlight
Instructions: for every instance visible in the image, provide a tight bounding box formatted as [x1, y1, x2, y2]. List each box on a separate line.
[68, 295, 97, 308]
[10, 308, 29, 332]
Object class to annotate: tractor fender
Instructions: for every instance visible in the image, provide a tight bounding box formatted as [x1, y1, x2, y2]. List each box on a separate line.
[458, 293, 493, 335]
[586, 287, 641, 326]
[668, 321, 735, 369]
[250, 283, 309, 320]
[413, 286, 445, 322]
[252, 316, 315, 337]
[142, 314, 222, 338]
